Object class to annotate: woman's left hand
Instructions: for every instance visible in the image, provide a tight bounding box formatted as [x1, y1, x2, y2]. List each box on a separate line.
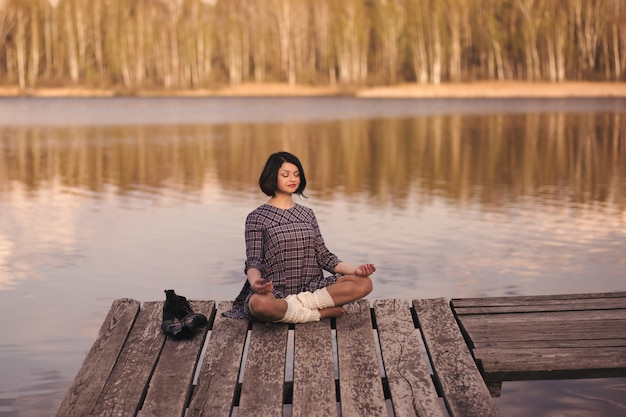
[355, 263, 376, 276]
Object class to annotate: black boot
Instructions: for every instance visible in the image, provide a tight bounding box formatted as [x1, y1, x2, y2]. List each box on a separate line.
[164, 289, 194, 319]
[182, 312, 208, 329]
[161, 289, 207, 339]
[161, 318, 194, 339]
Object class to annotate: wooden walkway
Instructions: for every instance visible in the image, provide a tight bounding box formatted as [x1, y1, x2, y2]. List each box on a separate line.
[452, 291, 626, 396]
[56, 292, 626, 417]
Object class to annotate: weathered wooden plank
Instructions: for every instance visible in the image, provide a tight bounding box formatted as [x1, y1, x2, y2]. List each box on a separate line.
[454, 299, 626, 314]
[335, 299, 387, 417]
[413, 298, 499, 417]
[237, 321, 289, 416]
[473, 338, 626, 349]
[452, 292, 626, 310]
[88, 301, 164, 417]
[140, 301, 214, 417]
[475, 347, 626, 381]
[458, 309, 626, 324]
[374, 299, 446, 417]
[453, 291, 626, 305]
[292, 319, 337, 417]
[55, 299, 140, 417]
[186, 302, 249, 417]
[461, 321, 626, 343]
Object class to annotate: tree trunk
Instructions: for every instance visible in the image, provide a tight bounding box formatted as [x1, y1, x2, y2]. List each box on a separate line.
[93, 0, 104, 76]
[15, 9, 26, 90]
[610, 3, 621, 80]
[274, 0, 296, 85]
[406, 0, 429, 83]
[134, 2, 145, 86]
[431, 17, 441, 84]
[445, 0, 463, 82]
[43, 3, 54, 79]
[376, 0, 403, 84]
[64, 1, 79, 83]
[74, 0, 86, 78]
[28, 3, 40, 88]
[518, 0, 541, 81]
[574, 0, 606, 77]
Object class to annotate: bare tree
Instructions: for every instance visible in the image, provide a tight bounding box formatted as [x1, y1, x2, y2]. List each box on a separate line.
[216, 0, 247, 86]
[0, 0, 16, 82]
[608, 1, 623, 80]
[27, 0, 39, 87]
[405, 0, 429, 83]
[517, 0, 542, 81]
[15, 6, 26, 88]
[248, 1, 269, 83]
[443, 0, 468, 82]
[311, 0, 335, 85]
[333, 0, 370, 84]
[573, 0, 608, 78]
[431, 12, 442, 84]
[542, 0, 568, 81]
[480, 1, 507, 80]
[62, 0, 78, 83]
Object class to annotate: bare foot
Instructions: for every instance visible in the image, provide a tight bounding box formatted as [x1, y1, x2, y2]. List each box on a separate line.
[319, 306, 345, 319]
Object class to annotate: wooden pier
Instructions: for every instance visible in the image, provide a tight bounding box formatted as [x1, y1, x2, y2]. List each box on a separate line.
[56, 292, 626, 417]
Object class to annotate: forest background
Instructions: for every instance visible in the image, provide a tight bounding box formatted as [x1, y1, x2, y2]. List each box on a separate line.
[0, 0, 625, 96]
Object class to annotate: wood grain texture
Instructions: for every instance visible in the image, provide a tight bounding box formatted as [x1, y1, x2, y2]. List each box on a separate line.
[237, 321, 289, 417]
[475, 347, 626, 380]
[88, 301, 165, 417]
[55, 298, 140, 417]
[453, 291, 626, 383]
[292, 319, 337, 417]
[452, 292, 626, 311]
[186, 301, 249, 417]
[335, 299, 387, 417]
[374, 299, 446, 417]
[140, 301, 214, 417]
[414, 298, 499, 417]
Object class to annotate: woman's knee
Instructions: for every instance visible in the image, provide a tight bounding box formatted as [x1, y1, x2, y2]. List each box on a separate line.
[249, 293, 286, 322]
[249, 294, 272, 317]
[335, 275, 373, 298]
[359, 277, 373, 297]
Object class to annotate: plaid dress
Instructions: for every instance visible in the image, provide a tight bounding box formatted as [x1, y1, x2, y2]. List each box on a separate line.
[223, 203, 342, 320]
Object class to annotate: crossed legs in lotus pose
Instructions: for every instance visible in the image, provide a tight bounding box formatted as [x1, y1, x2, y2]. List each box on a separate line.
[249, 274, 373, 323]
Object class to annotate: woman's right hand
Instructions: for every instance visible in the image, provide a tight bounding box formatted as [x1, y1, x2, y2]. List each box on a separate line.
[251, 277, 274, 294]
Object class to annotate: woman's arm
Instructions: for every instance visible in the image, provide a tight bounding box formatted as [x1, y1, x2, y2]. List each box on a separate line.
[244, 212, 273, 293]
[334, 262, 376, 277]
[247, 267, 273, 294]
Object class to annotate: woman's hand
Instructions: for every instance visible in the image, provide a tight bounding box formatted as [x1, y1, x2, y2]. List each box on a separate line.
[355, 263, 376, 277]
[251, 277, 274, 294]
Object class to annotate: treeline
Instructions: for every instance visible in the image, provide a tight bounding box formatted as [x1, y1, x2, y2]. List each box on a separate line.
[0, 0, 625, 92]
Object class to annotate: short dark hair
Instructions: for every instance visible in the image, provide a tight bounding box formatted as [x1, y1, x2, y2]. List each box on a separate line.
[259, 151, 307, 197]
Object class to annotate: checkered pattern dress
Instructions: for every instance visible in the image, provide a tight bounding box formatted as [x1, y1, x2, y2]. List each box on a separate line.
[223, 203, 342, 320]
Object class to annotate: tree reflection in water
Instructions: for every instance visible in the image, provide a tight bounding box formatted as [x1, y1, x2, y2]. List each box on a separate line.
[1, 112, 624, 211]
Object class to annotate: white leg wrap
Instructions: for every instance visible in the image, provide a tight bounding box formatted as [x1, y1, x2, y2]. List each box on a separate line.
[276, 297, 321, 323]
[296, 287, 335, 310]
[314, 287, 336, 309]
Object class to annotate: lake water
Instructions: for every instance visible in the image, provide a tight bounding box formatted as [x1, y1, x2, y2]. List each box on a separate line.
[0, 97, 625, 416]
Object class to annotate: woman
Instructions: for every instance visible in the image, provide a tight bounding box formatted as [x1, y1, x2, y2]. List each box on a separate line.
[223, 151, 375, 323]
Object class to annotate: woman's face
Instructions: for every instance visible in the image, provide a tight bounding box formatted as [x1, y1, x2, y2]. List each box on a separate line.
[276, 162, 301, 195]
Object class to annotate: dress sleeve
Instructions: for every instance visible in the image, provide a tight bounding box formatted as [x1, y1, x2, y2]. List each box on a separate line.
[310, 210, 341, 273]
[244, 212, 265, 275]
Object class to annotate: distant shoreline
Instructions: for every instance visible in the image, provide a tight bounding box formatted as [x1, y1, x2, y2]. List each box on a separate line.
[1, 81, 626, 99]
